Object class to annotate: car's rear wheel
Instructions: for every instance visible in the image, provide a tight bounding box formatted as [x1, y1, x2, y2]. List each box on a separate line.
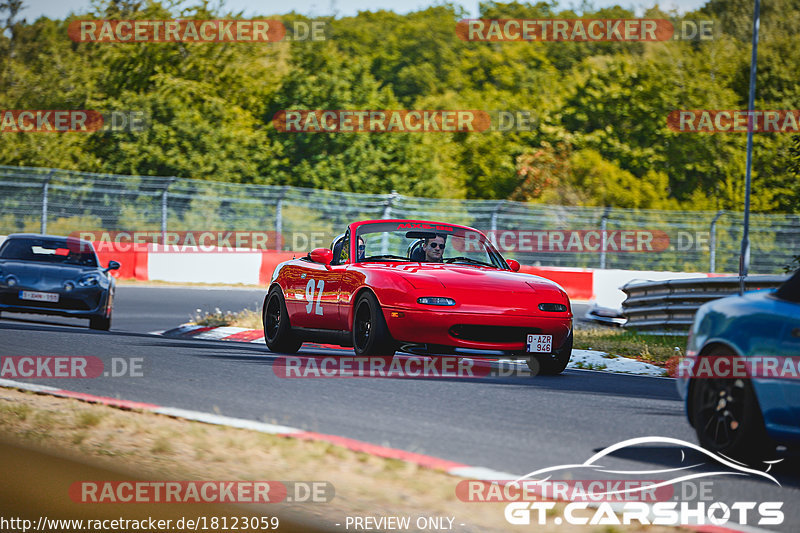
[527, 332, 572, 375]
[353, 292, 396, 356]
[691, 348, 771, 462]
[263, 286, 302, 354]
[89, 314, 111, 331]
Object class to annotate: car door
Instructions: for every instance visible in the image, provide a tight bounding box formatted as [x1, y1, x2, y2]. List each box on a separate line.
[286, 235, 349, 331]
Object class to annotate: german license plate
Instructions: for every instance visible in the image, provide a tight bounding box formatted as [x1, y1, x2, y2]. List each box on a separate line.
[20, 290, 59, 303]
[526, 334, 552, 353]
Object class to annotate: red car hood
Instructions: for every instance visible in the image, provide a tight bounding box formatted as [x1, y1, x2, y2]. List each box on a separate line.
[362, 263, 566, 298]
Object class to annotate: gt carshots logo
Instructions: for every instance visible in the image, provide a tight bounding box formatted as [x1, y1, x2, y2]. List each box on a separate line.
[504, 500, 783, 526]
[501, 437, 784, 527]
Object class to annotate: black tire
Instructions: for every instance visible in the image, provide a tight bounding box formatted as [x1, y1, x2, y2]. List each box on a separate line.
[691, 348, 771, 462]
[352, 292, 396, 356]
[263, 286, 302, 354]
[89, 314, 111, 331]
[528, 331, 572, 375]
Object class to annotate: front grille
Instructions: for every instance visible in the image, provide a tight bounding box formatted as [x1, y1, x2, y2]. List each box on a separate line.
[449, 325, 540, 343]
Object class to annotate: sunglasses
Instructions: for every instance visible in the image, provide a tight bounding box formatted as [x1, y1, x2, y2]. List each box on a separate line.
[427, 242, 445, 249]
[358, 245, 366, 251]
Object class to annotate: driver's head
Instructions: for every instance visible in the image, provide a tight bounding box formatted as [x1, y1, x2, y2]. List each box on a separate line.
[356, 236, 366, 261]
[423, 234, 446, 262]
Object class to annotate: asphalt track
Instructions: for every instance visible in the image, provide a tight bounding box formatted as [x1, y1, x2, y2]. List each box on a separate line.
[1, 285, 798, 532]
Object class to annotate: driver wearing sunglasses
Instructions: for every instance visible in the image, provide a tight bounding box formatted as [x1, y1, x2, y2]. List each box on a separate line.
[356, 236, 366, 262]
[423, 234, 446, 263]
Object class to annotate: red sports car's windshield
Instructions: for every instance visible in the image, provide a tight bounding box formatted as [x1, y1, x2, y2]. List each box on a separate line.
[355, 221, 507, 269]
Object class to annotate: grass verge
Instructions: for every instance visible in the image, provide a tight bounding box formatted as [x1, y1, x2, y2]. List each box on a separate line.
[0, 387, 687, 532]
[574, 328, 684, 366]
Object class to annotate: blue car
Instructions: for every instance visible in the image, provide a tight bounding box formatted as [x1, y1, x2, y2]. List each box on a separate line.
[677, 269, 800, 461]
[0, 234, 119, 330]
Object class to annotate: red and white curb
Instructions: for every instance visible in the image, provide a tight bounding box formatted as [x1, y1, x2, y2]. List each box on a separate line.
[0, 376, 769, 533]
[155, 325, 670, 377]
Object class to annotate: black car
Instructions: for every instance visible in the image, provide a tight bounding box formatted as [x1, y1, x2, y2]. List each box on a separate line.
[0, 234, 119, 330]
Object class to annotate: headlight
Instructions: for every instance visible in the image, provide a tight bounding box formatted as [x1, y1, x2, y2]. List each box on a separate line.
[5, 275, 18, 287]
[417, 297, 456, 306]
[77, 274, 100, 287]
[538, 303, 568, 312]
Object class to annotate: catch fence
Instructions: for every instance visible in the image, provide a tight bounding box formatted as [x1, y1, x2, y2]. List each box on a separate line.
[1, 165, 797, 274]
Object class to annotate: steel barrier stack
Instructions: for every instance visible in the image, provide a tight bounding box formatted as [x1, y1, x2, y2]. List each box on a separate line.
[621, 275, 789, 333]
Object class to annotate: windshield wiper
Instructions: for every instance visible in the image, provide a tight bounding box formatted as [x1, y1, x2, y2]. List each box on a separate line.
[362, 255, 411, 262]
[444, 257, 494, 267]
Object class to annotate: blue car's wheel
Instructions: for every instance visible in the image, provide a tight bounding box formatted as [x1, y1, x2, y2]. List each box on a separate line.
[691, 350, 770, 462]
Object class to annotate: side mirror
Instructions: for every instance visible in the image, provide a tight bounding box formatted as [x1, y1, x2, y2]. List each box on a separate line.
[506, 259, 521, 272]
[106, 260, 121, 271]
[309, 248, 333, 266]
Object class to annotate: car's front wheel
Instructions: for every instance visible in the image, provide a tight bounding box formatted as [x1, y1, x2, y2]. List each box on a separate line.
[527, 332, 572, 375]
[691, 349, 771, 462]
[353, 292, 396, 356]
[263, 286, 302, 354]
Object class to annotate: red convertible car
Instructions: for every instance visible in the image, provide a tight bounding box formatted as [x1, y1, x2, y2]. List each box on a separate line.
[262, 220, 573, 374]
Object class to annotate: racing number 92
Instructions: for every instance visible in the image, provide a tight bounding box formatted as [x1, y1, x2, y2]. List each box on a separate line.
[305, 279, 325, 315]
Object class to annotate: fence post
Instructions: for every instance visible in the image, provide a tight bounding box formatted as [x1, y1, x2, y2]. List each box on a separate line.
[275, 187, 286, 250]
[709, 210, 724, 273]
[600, 207, 611, 269]
[161, 178, 174, 245]
[381, 190, 397, 255]
[41, 172, 53, 234]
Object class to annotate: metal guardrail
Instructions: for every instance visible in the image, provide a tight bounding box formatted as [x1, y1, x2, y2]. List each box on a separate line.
[621, 275, 789, 333]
